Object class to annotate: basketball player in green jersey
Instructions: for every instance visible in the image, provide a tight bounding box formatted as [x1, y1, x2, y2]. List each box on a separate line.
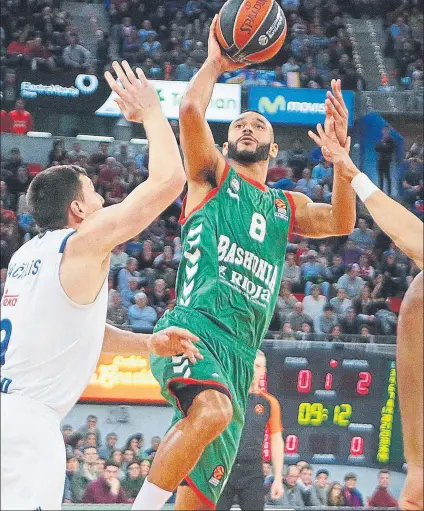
[131, 17, 355, 511]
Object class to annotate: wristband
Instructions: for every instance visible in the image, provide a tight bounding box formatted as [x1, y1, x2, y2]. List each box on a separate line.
[351, 173, 379, 202]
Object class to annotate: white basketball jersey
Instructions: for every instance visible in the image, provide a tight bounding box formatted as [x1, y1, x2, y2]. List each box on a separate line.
[1, 229, 108, 420]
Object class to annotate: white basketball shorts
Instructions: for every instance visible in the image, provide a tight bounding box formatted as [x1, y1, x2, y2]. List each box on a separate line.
[1, 392, 66, 510]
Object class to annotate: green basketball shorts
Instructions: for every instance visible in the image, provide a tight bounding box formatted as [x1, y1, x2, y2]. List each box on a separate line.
[150, 306, 256, 508]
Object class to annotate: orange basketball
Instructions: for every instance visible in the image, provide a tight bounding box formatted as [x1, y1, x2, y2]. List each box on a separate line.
[216, 0, 287, 64]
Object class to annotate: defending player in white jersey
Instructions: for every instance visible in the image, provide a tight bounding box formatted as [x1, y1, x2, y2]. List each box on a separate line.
[0, 61, 202, 510]
[309, 116, 423, 511]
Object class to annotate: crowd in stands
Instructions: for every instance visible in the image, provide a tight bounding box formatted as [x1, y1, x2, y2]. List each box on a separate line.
[61, 414, 399, 506]
[1, 132, 421, 342]
[382, 0, 423, 88]
[105, 0, 365, 90]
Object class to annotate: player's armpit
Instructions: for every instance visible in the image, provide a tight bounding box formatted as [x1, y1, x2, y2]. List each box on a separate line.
[71, 176, 184, 257]
[179, 100, 227, 185]
[290, 192, 354, 238]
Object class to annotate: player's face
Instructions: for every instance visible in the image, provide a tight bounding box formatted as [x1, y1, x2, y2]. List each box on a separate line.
[79, 175, 104, 218]
[224, 112, 278, 164]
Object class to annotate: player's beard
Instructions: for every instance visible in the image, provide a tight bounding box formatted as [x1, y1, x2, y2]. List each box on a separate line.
[227, 141, 271, 164]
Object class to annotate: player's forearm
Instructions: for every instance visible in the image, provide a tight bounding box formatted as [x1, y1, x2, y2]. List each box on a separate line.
[180, 59, 221, 114]
[343, 161, 424, 269]
[329, 162, 357, 235]
[270, 434, 284, 481]
[143, 111, 186, 189]
[104, 324, 152, 353]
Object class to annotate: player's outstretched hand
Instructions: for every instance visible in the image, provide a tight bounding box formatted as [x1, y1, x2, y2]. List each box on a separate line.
[147, 327, 203, 364]
[324, 79, 349, 146]
[104, 60, 161, 123]
[207, 15, 246, 73]
[308, 119, 352, 166]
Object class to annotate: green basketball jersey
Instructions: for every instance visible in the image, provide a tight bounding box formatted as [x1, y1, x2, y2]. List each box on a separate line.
[174, 163, 295, 350]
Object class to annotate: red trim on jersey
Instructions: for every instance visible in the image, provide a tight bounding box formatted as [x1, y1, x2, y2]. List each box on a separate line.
[284, 191, 296, 235]
[166, 376, 233, 417]
[179, 162, 231, 225]
[185, 476, 216, 509]
[239, 173, 268, 192]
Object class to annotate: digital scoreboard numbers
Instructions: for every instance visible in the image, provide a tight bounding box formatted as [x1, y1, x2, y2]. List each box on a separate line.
[262, 342, 405, 471]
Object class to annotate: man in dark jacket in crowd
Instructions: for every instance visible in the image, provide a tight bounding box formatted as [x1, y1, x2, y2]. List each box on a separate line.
[375, 125, 396, 196]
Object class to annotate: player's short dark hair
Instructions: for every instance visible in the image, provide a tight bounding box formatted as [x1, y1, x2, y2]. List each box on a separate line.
[26, 165, 87, 232]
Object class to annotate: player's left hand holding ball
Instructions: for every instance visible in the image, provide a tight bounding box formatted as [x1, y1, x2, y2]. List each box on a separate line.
[104, 60, 161, 124]
[147, 327, 203, 364]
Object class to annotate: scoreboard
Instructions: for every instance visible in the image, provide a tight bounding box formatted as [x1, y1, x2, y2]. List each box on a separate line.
[262, 340, 405, 471]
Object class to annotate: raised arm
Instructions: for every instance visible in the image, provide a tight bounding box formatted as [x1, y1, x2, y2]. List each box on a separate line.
[179, 16, 243, 187]
[309, 122, 424, 270]
[291, 80, 356, 238]
[73, 62, 186, 255]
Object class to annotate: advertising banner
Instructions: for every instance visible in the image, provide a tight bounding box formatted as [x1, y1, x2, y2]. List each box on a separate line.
[96, 80, 242, 121]
[248, 86, 355, 126]
[16, 71, 241, 122]
[79, 334, 166, 404]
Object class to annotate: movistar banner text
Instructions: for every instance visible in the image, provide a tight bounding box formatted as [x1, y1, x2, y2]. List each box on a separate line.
[248, 86, 355, 126]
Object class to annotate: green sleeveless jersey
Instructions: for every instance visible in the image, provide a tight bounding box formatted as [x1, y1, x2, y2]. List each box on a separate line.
[174, 163, 295, 351]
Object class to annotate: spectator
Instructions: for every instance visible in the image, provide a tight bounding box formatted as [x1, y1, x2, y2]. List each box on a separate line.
[89, 142, 110, 166]
[118, 255, 139, 293]
[314, 304, 339, 335]
[107, 290, 129, 326]
[48, 138, 68, 166]
[82, 460, 128, 503]
[63, 451, 79, 503]
[374, 125, 396, 195]
[98, 433, 118, 459]
[358, 253, 375, 282]
[110, 244, 129, 274]
[381, 253, 405, 295]
[175, 56, 198, 81]
[287, 138, 309, 178]
[120, 277, 139, 309]
[275, 465, 304, 507]
[329, 287, 352, 316]
[310, 469, 329, 506]
[340, 307, 359, 336]
[327, 254, 346, 283]
[296, 321, 314, 340]
[287, 302, 312, 332]
[282, 252, 301, 290]
[111, 449, 123, 466]
[84, 432, 98, 448]
[71, 446, 99, 503]
[295, 168, 320, 199]
[68, 142, 89, 162]
[302, 284, 327, 320]
[312, 159, 333, 186]
[150, 278, 171, 316]
[62, 424, 74, 444]
[140, 459, 151, 479]
[1, 109, 10, 133]
[8, 98, 33, 135]
[296, 464, 313, 505]
[122, 449, 135, 471]
[352, 285, 380, 329]
[128, 292, 157, 332]
[327, 482, 344, 506]
[280, 321, 296, 339]
[98, 157, 122, 193]
[144, 436, 161, 460]
[336, 264, 364, 298]
[341, 240, 362, 265]
[153, 245, 178, 272]
[342, 473, 364, 507]
[122, 460, 144, 502]
[96, 31, 110, 74]
[368, 470, 398, 508]
[406, 136, 423, 161]
[267, 158, 287, 184]
[272, 167, 296, 191]
[63, 33, 92, 71]
[349, 217, 375, 250]
[402, 157, 423, 204]
[5, 166, 32, 207]
[125, 434, 145, 459]
[125, 236, 143, 259]
[138, 20, 157, 44]
[78, 415, 102, 447]
[301, 250, 330, 296]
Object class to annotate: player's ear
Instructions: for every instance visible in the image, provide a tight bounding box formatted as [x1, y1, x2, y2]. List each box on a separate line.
[269, 143, 279, 159]
[69, 199, 86, 221]
[222, 142, 229, 156]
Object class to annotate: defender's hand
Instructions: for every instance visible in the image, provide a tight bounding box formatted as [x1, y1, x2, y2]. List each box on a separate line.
[324, 79, 349, 146]
[271, 479, 284, 500]
[309, 120, 352, 165]
[147, 327, 203, 364]
[105, 61, 161, 123]
[207, 15, 246, 73]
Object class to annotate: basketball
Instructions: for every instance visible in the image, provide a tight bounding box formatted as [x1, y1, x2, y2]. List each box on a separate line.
[215, 0, 287, 64]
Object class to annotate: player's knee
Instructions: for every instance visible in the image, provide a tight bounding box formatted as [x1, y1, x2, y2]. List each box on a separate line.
[192, 389, 233, 434]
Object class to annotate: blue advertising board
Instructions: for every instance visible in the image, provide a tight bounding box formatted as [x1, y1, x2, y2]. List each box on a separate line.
[248, 86, 355, 127]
